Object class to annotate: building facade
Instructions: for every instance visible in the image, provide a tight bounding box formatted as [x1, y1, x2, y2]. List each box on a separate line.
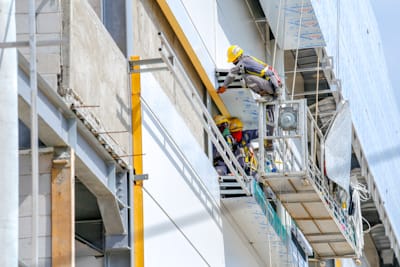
[4, 0, 399, 266]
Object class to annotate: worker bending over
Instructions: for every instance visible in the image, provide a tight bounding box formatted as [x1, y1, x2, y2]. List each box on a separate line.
[217, 45, 281, 98]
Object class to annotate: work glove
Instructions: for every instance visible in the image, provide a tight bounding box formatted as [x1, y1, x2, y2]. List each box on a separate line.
[217, 86, 226, 94]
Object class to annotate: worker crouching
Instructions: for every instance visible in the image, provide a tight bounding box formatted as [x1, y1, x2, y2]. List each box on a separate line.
[217, 45, 282, 99]
[229, 117, 258, 177]
[213, 115, 234, 176]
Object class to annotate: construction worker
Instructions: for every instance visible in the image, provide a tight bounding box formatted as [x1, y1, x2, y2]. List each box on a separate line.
[229, 117, 258, 176]
[217, 45, 281, 98]
[213, 115, 234, 175]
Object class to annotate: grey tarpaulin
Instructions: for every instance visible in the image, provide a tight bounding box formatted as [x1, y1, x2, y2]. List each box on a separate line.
[325, 101, 352, 193]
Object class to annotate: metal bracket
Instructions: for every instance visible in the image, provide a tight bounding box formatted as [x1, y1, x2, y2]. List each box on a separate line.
[133, 174, 149, 181]
[0, 39, 64, 49]
[128, 57, 169, 74]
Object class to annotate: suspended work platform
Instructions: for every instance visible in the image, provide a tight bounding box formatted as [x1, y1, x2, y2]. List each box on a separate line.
[257, 98, 362, 259]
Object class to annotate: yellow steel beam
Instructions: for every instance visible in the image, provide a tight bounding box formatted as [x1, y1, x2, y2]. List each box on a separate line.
[155, 0, 230, 117]
[131, 55, 144, 267]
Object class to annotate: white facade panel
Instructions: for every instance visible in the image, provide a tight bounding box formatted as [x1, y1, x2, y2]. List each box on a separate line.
[142, 73, 225, 266]
[165, 0, 217, 83]
[165, 0, 266, 78]
[19, 151, 53, 265]
[214, 0, 266, 66]
[221, 216, 264, 267]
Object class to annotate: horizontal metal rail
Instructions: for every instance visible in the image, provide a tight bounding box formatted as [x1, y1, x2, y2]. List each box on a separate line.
[0, 39, 64, 48]
[307, 160, 358, 252]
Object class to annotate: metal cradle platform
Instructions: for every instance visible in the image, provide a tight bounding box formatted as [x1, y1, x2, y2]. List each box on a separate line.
[257, 98, 361, 259]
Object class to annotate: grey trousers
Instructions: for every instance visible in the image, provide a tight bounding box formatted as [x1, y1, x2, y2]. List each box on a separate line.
[244, 75, 279, 96]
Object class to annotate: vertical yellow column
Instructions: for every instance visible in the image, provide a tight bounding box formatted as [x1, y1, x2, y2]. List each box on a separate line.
[335, 259, 342, 267]
[131, 55, 144, 267]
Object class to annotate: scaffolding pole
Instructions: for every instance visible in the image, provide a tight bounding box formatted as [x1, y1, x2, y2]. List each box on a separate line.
[0, 0, 18, 266]
[29, 0, 39, 265]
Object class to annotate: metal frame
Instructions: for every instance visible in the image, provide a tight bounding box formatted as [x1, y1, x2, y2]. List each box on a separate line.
[157, 32, 252, 195]
[257, 98, 362, 258]
[18, 54, 129, 238]
[128, 57, 168, 73]
[258, 99, 308, 178]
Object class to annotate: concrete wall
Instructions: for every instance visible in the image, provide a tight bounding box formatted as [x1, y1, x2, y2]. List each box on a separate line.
[19, 148, 53, 267]
[15, 0, 131, 154]
[76, 256, 103, 267]
[15, 0, 102, 90]
[61, 0, 131, 154]
[133, 0, 206, 148]
[15, 0, 62, 90]
[86, 0, 102, 19]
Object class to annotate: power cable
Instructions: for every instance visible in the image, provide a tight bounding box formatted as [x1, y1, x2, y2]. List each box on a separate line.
[312, 55, 320, 163]
[272, 0, 283, 69]
[291, 0, 305, 100]
[142, 186, 211, 267]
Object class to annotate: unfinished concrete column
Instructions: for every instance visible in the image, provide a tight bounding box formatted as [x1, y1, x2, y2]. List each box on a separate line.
[51, 147, 75, 267]
[0, 0, 18, 266]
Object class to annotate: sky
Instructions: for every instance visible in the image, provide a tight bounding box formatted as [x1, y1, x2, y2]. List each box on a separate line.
[370, 0, 400, 91]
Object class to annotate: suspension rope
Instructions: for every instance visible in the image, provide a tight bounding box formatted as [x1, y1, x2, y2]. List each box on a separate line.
[313, 55, 320, 162]
[336, 0, 340, 76]
[290, 0, 305, 100]
[143, 186, 211, 266]
[272, 0, 283, 69]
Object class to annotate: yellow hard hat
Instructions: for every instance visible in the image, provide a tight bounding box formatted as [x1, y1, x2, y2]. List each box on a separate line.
[229, 117, 243, 132]
[227, 45, 243, 63]
[214, 115, 229, 126]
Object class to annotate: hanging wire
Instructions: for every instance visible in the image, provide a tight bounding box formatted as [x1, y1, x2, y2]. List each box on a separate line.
[362, 216, 372, 234]
[313, 55, 320, 162]
[143, 186, 211, 267]
[272, 0, 283, 69]
[290, 0, 305, 100]
[336, 0, 340, 77]
[352, 182, 370, 202]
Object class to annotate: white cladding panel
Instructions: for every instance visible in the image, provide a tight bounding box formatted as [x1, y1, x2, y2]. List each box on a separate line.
[141, 73, 218, 265]
[141, 73, 265, 266]
[165, 0, 265, 72]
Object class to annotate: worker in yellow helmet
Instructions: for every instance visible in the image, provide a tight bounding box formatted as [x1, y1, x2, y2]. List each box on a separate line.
[213, 115, 234, 175]
[213, 114, 234, 148]
[229, 117, 258, 176]
[217, 45, 281, 98]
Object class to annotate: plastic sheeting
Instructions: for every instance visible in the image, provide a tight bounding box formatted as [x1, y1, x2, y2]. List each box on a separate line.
[325, 101, 352, 193]
[259, 0, 325, 49]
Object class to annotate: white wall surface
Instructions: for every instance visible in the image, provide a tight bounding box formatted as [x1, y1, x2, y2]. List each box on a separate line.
[141, 72, 224, 266]
[164, 0, 266, 81]
[141, 72, 264, 266]
[19, 150, 53, 267]
[221, 215, 264, 267]
[76, 256, 103, 267]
